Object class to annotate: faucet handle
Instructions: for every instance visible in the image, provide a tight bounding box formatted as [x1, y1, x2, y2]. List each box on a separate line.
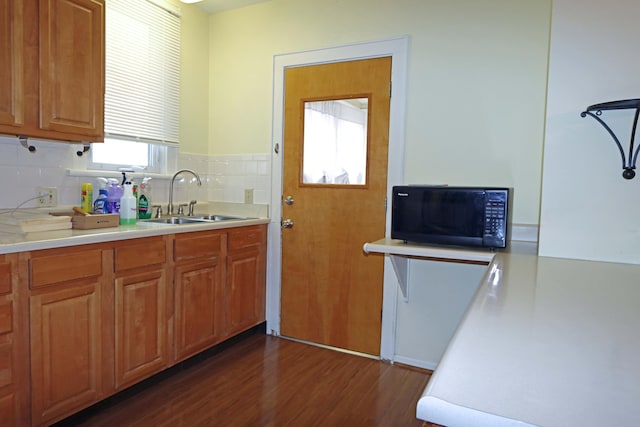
[177, 203, 188, 216]
[152, 205, 162, 218]
[188, 200, 197, 216]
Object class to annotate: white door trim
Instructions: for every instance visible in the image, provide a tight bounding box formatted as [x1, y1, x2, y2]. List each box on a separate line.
[267, 36, 408, 361]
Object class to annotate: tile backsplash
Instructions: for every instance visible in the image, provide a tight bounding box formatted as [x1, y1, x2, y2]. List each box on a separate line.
[0, 136, 271, 212]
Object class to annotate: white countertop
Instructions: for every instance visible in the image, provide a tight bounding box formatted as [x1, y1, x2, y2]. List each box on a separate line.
[0, 217, 269, 254]
[415, 251, 640, 426]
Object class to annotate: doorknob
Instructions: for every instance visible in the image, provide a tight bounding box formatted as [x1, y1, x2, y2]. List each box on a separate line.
[281, 219, 294, 228]
[284, 195, 294, 205]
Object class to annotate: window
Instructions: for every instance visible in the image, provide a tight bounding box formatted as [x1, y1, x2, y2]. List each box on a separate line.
[91, 0, 181, 172]
[302, 98, 369, 185]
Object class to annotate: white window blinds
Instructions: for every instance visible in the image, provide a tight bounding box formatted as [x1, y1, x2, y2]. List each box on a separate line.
[105, 0, 181, 145]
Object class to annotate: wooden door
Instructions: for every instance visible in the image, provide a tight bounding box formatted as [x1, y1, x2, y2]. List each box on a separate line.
[280, 57, 391, 356]
[114, 269, 168, 390]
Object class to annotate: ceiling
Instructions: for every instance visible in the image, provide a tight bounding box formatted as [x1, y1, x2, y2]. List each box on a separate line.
[191, 0, 270, 14]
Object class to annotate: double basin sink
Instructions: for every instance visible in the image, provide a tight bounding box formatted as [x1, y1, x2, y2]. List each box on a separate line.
[141, 214, 251, 225]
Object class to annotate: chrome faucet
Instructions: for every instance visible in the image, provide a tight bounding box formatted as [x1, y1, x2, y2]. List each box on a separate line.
[168, 169, 202, 216]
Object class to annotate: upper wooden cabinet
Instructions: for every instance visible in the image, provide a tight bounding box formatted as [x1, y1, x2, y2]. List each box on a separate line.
[0, 1, 23, 128]
[0, 0, 105, 143]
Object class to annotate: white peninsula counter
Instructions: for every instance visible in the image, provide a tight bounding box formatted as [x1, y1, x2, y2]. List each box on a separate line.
[365, 239, 640, 426]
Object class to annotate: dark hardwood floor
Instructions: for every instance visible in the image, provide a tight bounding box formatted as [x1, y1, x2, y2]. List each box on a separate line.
[55, 331, 431, 427]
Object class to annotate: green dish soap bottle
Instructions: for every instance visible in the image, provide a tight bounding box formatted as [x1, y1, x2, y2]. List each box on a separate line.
[138, 177, 152, 219]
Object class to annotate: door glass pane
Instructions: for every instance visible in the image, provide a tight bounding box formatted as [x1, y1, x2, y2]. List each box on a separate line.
[302, 98, 368, 185]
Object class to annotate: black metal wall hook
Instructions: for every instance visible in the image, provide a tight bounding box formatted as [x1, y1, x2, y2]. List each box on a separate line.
[581, 99, 640, 179]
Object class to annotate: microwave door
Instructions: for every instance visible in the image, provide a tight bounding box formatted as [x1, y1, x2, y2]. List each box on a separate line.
[421, 190, 485, 246]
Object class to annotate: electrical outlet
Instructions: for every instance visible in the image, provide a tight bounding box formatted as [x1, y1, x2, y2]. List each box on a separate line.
[244, 188, 254, 204]
[36, 186, 58, 207]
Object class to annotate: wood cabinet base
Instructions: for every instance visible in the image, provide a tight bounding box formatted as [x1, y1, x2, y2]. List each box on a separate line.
[16, 225, 267, 426]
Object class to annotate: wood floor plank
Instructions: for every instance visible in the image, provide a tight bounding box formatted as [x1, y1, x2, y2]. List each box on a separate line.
[55, 332, 431, 427]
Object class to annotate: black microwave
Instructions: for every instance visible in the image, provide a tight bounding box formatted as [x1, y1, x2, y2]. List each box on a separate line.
[391, 186, 512, 249]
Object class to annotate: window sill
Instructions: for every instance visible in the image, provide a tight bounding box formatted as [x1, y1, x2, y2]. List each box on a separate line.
[66, 169, 173, 180]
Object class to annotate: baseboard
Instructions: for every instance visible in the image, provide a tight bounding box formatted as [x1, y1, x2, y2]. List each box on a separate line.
[393, 355, 438, 371]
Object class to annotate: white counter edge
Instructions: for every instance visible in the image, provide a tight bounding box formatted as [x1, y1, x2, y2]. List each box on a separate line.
[417, 395, 538, 427]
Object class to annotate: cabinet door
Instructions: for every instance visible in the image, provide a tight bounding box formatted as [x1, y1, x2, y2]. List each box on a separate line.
[39, 0, 104, 137]
[30, 282, 102, 426]
[0, 254, 29, 427]
[174, 258, 224, 362]
[225, 247, 266, 337]
[0, 0, 24, 128]
[114, 268, 168, 390]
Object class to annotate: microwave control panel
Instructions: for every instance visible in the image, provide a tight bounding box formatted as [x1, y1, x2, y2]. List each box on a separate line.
[483, 190, 508, 247]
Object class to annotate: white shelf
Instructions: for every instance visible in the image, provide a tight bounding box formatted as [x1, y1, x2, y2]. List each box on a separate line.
[363, 238, 495, 300]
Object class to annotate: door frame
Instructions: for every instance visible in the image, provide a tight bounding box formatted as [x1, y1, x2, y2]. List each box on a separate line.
[267, 36, 408, 361]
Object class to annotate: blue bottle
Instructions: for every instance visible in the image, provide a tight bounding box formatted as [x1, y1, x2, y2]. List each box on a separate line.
[93, 177, 109, 214]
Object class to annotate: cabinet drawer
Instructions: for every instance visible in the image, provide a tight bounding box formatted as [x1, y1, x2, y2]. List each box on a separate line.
[30, 248, 103, 288]
[115, 238, 166, 272]
[174, 231, 225, 262]
[228, 226, 265, 251]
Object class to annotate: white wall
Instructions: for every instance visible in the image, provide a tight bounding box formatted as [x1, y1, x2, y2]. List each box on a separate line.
[179, 3, 211, 155]
[0, 137, 269, 210]
[539, 0, 640, 264]
[207, 0, 552, 226]
[395, 260, 486, 370]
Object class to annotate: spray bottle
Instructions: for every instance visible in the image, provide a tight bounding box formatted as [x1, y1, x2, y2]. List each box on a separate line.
[119, 181, 137, 225]
[81, 183, 93, 213]
[105, 178, 123, 214]
[93, 177, 109, 214]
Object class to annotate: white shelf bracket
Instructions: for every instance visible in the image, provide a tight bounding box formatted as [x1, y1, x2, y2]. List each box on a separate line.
[364, 238, 495, 303]
[390, 254, 409, 301]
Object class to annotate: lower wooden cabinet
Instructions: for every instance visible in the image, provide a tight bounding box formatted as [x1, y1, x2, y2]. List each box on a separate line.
[0, 254, 29, 427]
[14, 225, 266, 426]
[174, 259, 225, 361]
[114, 267, 168, 390]
[28, 246, 108, 426]
[113, 238, 169, 390]
[225, 226, 267, 336]
[173, 230, 226, 362]
[29, 281, 104, 425]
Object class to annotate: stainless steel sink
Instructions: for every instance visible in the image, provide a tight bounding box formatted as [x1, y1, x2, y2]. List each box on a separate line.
[142, 217, 210, 225]
[191, 214, 248, 221]
[140, 214, 251, 225]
